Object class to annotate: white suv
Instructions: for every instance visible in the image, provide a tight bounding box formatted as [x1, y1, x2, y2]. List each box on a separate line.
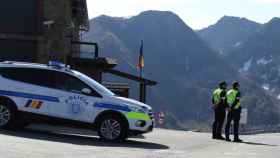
[0, 61, 154, 141]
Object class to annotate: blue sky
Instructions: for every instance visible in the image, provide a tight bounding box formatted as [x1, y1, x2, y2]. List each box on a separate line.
[87, 0, 280, 29]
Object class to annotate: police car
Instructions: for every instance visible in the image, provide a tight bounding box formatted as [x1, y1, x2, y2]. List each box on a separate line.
[0, 61, 154, 141]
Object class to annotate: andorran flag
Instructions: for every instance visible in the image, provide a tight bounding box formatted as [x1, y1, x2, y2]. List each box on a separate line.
[25, 100, 43, 109]
[137, 40, 144, 69]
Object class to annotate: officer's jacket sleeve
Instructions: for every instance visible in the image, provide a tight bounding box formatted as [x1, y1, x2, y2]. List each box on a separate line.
[220, 90, 229, 107]
[232, 91, 241, 108]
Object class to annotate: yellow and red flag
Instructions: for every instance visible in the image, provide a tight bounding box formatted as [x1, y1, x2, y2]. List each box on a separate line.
[25, 100, 43, 109]
[137, 40, 144, 69]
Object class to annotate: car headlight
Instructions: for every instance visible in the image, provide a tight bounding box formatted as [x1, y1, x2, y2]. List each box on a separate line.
[129, 106, 147, 114]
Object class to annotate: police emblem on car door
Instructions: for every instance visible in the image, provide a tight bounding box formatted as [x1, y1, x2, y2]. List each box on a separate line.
[48, 70, 100, 122]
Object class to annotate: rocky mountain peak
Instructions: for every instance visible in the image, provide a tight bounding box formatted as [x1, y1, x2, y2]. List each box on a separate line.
[85, 12, 280, 129]
[264, 17, 280, 30]
[217, 16, 259, 26]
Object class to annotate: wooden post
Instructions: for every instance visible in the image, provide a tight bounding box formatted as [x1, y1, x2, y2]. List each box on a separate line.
[143, 84, 146, 103]
[139, 83, 146, 103]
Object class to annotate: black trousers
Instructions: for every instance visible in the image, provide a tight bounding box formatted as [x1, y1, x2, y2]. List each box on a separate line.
[212, 107, 226, 138]
[225, 108, 241, 140]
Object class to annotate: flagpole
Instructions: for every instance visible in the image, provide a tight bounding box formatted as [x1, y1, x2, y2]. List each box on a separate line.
[140, 62, 143, 79]
[139, 40, 145, 103]
[139, 40, 144, 79]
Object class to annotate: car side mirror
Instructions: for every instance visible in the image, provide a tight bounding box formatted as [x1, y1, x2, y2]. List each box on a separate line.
[81, 88, 92, 95]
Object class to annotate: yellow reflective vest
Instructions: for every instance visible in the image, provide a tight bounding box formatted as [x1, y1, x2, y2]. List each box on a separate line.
[227, 89, 241, 109]
[212, 88, 225, 105]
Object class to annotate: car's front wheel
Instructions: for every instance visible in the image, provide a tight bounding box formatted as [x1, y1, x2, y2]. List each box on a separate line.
[97, 114, 128, 142]
[0, 103, 15, 129]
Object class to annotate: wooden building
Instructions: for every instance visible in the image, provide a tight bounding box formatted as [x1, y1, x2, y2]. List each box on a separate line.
[0, 0, 156, 102]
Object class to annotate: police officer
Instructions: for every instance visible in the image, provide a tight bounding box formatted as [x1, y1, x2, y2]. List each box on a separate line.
[212, 81, 228, 140]
[225, 81, 243, 142]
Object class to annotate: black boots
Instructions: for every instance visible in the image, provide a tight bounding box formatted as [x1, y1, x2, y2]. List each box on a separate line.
[216, 136, 226, 140]
[213, 135, 225, 140]
[233, 138, 243, 142]
[225, 137, 243, 142]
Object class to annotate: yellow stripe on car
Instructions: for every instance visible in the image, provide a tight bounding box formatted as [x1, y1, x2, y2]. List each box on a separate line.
[126, 112, 151, 121]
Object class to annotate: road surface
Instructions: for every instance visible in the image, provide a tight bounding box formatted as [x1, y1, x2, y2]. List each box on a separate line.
[0, 126, 279, 158]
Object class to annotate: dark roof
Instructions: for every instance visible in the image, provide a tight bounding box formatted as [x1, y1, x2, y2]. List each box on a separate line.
[103, 82, 130, 89]
[105, 69, 157, 86]
[68, 57, 117, 69]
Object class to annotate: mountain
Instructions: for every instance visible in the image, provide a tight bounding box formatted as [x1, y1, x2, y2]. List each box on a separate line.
[83, 11, 280, 130]
[226, 17, 280, 98]
[198, 16, 262, 55]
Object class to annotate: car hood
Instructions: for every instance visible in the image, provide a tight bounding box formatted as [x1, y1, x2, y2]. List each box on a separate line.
[112, 96, 152, 110]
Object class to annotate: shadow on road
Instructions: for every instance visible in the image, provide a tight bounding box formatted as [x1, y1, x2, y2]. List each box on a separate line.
[237, 141, 277, 147]
[0, 129, 169, 150]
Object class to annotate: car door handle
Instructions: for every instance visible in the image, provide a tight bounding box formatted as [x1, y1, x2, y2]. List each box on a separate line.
[58, 96, 66, 102]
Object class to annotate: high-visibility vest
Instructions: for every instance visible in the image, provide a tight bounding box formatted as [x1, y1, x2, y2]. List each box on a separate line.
[213, 88, 223, 105]
[227, 89, 241, 109]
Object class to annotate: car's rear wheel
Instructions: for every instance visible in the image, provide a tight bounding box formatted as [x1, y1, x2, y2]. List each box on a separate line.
[0, 103, 15, 129]
[97, 115, 128, 142]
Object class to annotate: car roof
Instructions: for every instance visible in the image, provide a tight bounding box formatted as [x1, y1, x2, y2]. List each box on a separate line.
[0, 61, 72, 73]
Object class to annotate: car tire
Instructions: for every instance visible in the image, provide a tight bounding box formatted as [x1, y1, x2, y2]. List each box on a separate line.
[0, 102, 17, 129]
[97, 114, 128, 142]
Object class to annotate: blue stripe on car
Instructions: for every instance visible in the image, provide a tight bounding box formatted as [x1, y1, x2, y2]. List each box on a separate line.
[94, 103, 131, 112]
[0, 90, 59, 102]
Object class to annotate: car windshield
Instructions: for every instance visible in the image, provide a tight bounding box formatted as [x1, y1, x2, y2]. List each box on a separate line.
[73, 70, 115, 96]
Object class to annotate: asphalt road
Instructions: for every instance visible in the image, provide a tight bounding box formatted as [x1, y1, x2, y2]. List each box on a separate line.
[0, 126, 279, 158]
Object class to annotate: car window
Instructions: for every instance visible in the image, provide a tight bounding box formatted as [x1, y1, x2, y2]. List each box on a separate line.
[0, 67, 102, 98]
[73, 70, 116, 96]
[52, 71, 102, 98]
[0, 67, 52, 87]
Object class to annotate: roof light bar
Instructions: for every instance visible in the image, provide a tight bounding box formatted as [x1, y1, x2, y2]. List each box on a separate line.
[48, 61, 71, 69]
